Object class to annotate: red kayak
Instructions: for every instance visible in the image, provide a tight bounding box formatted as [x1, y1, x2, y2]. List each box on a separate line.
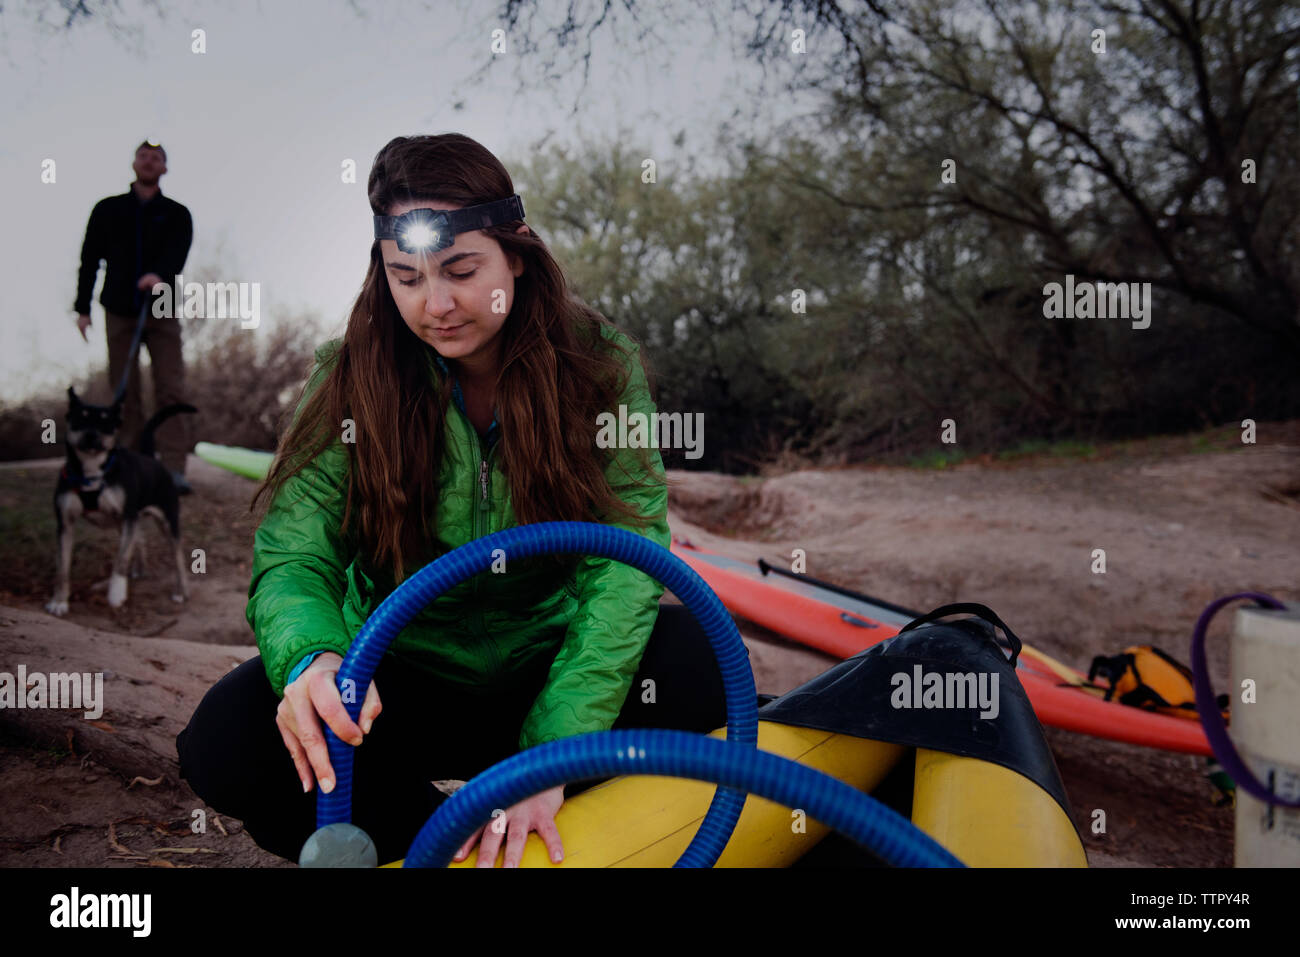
[670, 539, 1212, 756]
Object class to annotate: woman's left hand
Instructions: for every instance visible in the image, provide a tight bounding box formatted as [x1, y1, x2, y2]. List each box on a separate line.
[453, 784, 566, 868]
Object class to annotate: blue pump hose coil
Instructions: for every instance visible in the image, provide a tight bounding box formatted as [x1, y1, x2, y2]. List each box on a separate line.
[319, 521, 758, 867]
[404, 727, 964, 867]
[318, 520, 963, 868]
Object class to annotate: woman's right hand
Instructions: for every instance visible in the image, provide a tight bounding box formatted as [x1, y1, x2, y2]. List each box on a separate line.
[276, 651, 382, 794]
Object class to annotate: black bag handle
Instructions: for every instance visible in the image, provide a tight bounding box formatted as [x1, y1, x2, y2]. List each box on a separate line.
[898, 602, 1023, 666]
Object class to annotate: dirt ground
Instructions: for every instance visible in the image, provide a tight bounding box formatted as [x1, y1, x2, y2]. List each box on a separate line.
[1, 420, 1297, 867]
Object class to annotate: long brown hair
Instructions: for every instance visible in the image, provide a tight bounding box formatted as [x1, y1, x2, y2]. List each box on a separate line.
[250, 133, 658, 585]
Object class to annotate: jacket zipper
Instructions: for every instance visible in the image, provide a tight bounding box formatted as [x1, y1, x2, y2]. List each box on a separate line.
[464, 405, 503, 674]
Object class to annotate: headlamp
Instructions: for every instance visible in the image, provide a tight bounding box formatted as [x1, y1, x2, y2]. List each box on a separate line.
[373, 195, 526, 254]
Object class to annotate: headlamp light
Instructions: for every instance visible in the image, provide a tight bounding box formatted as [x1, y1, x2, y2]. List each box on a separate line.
[373, 195, 526, 254]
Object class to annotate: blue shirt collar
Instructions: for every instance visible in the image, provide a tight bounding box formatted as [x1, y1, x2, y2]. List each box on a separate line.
[430, 350, 499, 444]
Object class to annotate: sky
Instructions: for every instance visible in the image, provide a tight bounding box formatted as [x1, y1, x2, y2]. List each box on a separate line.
[0, 0, 804, 405]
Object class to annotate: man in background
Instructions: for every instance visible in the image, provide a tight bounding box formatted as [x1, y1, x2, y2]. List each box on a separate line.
[74, 140, 195, 493]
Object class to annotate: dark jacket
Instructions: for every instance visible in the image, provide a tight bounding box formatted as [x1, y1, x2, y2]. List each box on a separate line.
[74, 185, 193, 317]
[245, 326, 671, 750]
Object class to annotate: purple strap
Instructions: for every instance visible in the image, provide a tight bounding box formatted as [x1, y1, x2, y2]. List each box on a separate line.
[1191, 591, 1300, 808]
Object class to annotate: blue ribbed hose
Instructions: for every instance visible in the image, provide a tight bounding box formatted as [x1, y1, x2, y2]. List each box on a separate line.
[318, 521, 758, 868]
[405, 728, 965, 867]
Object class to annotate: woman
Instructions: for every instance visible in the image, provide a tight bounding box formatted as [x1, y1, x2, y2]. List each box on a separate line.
[176, 133, 727, 867]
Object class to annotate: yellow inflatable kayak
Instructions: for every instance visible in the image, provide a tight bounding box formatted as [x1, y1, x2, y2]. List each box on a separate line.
[411, 727, 1084, 868]
[399, 611, 1088, 868]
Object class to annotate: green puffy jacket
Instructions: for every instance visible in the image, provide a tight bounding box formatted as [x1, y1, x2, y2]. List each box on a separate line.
[244, 324, 669, 751]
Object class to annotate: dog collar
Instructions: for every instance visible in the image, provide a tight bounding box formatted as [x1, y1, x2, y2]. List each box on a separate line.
[61, 448, 119, 488]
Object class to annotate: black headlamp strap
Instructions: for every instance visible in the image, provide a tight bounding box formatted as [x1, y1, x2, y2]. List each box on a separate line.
[448, 194, 524, 231]
[373, 194, 525, 243]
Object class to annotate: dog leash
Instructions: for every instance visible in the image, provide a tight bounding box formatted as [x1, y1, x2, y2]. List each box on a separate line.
[111, 300, 150, 405]
[113, 193, 158, 404]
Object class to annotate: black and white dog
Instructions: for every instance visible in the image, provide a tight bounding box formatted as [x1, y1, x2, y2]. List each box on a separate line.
[45, 387, 197, 616]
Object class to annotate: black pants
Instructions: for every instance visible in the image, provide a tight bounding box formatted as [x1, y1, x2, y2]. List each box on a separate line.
[176, 604, 729, 863]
